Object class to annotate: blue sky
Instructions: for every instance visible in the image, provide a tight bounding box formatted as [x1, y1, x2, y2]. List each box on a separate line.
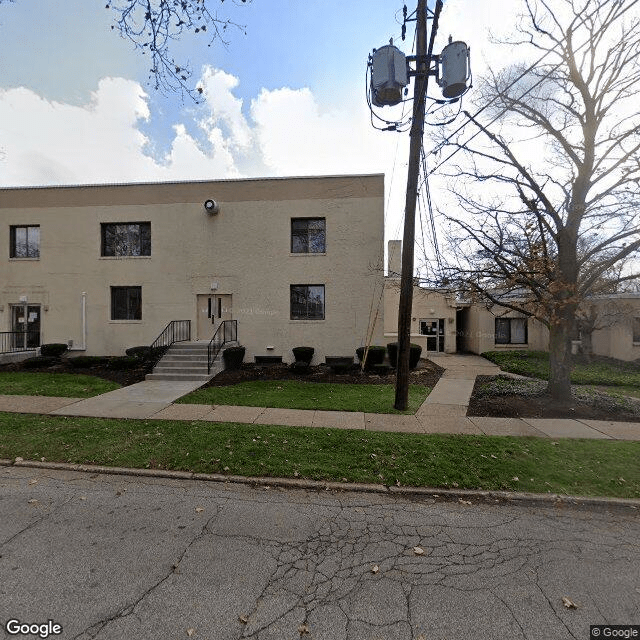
[0, 0, 520, 243]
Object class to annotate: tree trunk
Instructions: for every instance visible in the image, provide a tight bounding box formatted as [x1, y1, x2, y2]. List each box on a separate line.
[580, 330, 593, 363]
[547, 320, 573, 403]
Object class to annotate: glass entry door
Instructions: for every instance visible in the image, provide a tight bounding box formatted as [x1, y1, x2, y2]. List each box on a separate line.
[11, 304, 41, 349]
[420, 318, 445, 352]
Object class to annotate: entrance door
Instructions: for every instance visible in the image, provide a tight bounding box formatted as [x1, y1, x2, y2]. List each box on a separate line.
[11, 304, 41, 349]
[419, 318, 445, 352]
[196, 294, 232, 340]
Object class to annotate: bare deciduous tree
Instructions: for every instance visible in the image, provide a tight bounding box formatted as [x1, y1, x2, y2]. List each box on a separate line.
[438, 0, 640, 402]
[0, 0, 250, 101]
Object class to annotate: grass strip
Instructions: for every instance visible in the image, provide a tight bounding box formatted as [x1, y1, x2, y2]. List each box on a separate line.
[482, 350, 640, 387]
[0, 372, 120, 398]
[176, 380, 429, 414]
[0, 412, 638, 499]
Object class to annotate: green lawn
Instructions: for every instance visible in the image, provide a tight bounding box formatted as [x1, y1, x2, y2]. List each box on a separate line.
[0, 372, 120, 398]
[177, 380, 430, 414]
[482, 350, 640, 388]
[0, 412, 638, 499]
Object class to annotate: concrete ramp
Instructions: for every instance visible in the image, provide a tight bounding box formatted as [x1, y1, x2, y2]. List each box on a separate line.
[51, 380, 205, 419]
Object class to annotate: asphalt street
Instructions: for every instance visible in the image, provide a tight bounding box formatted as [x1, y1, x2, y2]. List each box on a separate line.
[0, 467, 638, 640]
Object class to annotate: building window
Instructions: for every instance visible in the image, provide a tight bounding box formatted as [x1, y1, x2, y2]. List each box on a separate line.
[111, 287, 142, 320]
[291, 218, 326, 253]
[290, 285, 325, 320]
[633, 317, 640, 343]
[495, 317, 527, 345]
[101, 222, 151, 257]
[10, 225, 40, 258]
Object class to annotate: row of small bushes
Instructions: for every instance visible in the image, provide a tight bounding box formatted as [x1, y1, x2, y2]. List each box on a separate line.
[288, 343, 423, 372]
[19, 343, 165, 371]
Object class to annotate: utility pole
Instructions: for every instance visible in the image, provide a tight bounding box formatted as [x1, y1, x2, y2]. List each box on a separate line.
[394, 0, 442, 410]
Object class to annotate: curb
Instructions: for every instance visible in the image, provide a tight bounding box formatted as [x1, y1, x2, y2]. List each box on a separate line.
[2, 458, 639, 510]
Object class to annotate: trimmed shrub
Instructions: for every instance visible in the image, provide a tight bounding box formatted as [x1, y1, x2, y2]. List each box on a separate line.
[68, 356, 109, 369]
[387, 342, 422, 369]
[409, 343, 423, 369]
[356, 345, 386, 369]
[40, 343, 68, 358]
[125, 346, 152, 360]
[223, 346, 245, 370]
[22, 356, 59, 369]
[325, 356, 354, 373]
[292, 346, 314, 364]
[107, 356, 140, 370]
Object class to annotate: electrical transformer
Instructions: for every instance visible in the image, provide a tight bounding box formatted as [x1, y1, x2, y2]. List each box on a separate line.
[370, 44, 408, 107]
[438, 40, 470, 99]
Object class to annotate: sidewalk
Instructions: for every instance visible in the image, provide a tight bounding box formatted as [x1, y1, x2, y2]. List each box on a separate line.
[0, 354, 638, 440]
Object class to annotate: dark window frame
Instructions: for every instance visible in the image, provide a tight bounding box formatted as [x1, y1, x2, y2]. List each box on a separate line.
[110, 286, 142, 321]
[291, 218, 326, 254]
[495, 317, 528, 345]
[101, 222, 151, 257]
[10, 225, 40, 258]
[290, 284, 325, 320]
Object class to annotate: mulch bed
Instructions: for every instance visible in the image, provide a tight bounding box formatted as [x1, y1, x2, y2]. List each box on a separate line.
[0, 358, 444, 391]
[468, 375, 640, 422]
[200, 360, 444, 389]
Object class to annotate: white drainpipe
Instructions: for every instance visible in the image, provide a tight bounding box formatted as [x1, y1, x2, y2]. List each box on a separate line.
[68, 292, 87, 351]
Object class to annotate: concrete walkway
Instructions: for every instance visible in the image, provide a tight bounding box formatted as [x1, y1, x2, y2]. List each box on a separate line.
[0, 354, 638, 440]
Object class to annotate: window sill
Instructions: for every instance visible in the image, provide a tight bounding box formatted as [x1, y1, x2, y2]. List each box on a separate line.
[289, 319, 326, 323]
[9, 257, 40, 262]
[100, 256, 151, 260]
[109, 320, 143, 324]
[494, 343, 528, 348]
[289, 253, 327, 257]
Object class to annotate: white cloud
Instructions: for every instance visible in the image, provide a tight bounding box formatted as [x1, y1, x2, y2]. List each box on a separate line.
[198, 67, 252, 151]
[0, 77, 241, 186]
[249, 86, 391, 177]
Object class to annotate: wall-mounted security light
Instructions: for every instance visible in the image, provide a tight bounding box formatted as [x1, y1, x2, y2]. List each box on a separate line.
[204, 199, 219, 215]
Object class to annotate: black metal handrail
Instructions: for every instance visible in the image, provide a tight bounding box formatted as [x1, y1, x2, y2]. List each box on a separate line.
[208, 320, 237, 374]
[148, 320, 191, 370]
[150, 320, 191, 350]
[0, 331, 40, 354]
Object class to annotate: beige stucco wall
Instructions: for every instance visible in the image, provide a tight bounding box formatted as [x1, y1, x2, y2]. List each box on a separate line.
[0, 175, 384, 363]
[458, 303, 548, 354]
[587, 297, 640, 362]
[383, 279, 457, 353]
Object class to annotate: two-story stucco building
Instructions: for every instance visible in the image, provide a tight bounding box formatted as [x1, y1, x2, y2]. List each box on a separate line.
[1, 174, 385, 364]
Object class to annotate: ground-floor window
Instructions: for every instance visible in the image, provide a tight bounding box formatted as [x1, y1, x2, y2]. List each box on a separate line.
[495, 317, 527, 345]
[290, 285, 325, 320]
[111, 286, 142, 320]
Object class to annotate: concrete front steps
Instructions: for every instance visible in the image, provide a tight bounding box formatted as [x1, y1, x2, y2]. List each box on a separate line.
[146, 341, 239, 382]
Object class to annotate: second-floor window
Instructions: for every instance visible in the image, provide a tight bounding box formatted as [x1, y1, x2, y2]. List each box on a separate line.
[10, 225, 40, 258]
[101, 222, 151, 257]
[291, 218, 326, 253]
